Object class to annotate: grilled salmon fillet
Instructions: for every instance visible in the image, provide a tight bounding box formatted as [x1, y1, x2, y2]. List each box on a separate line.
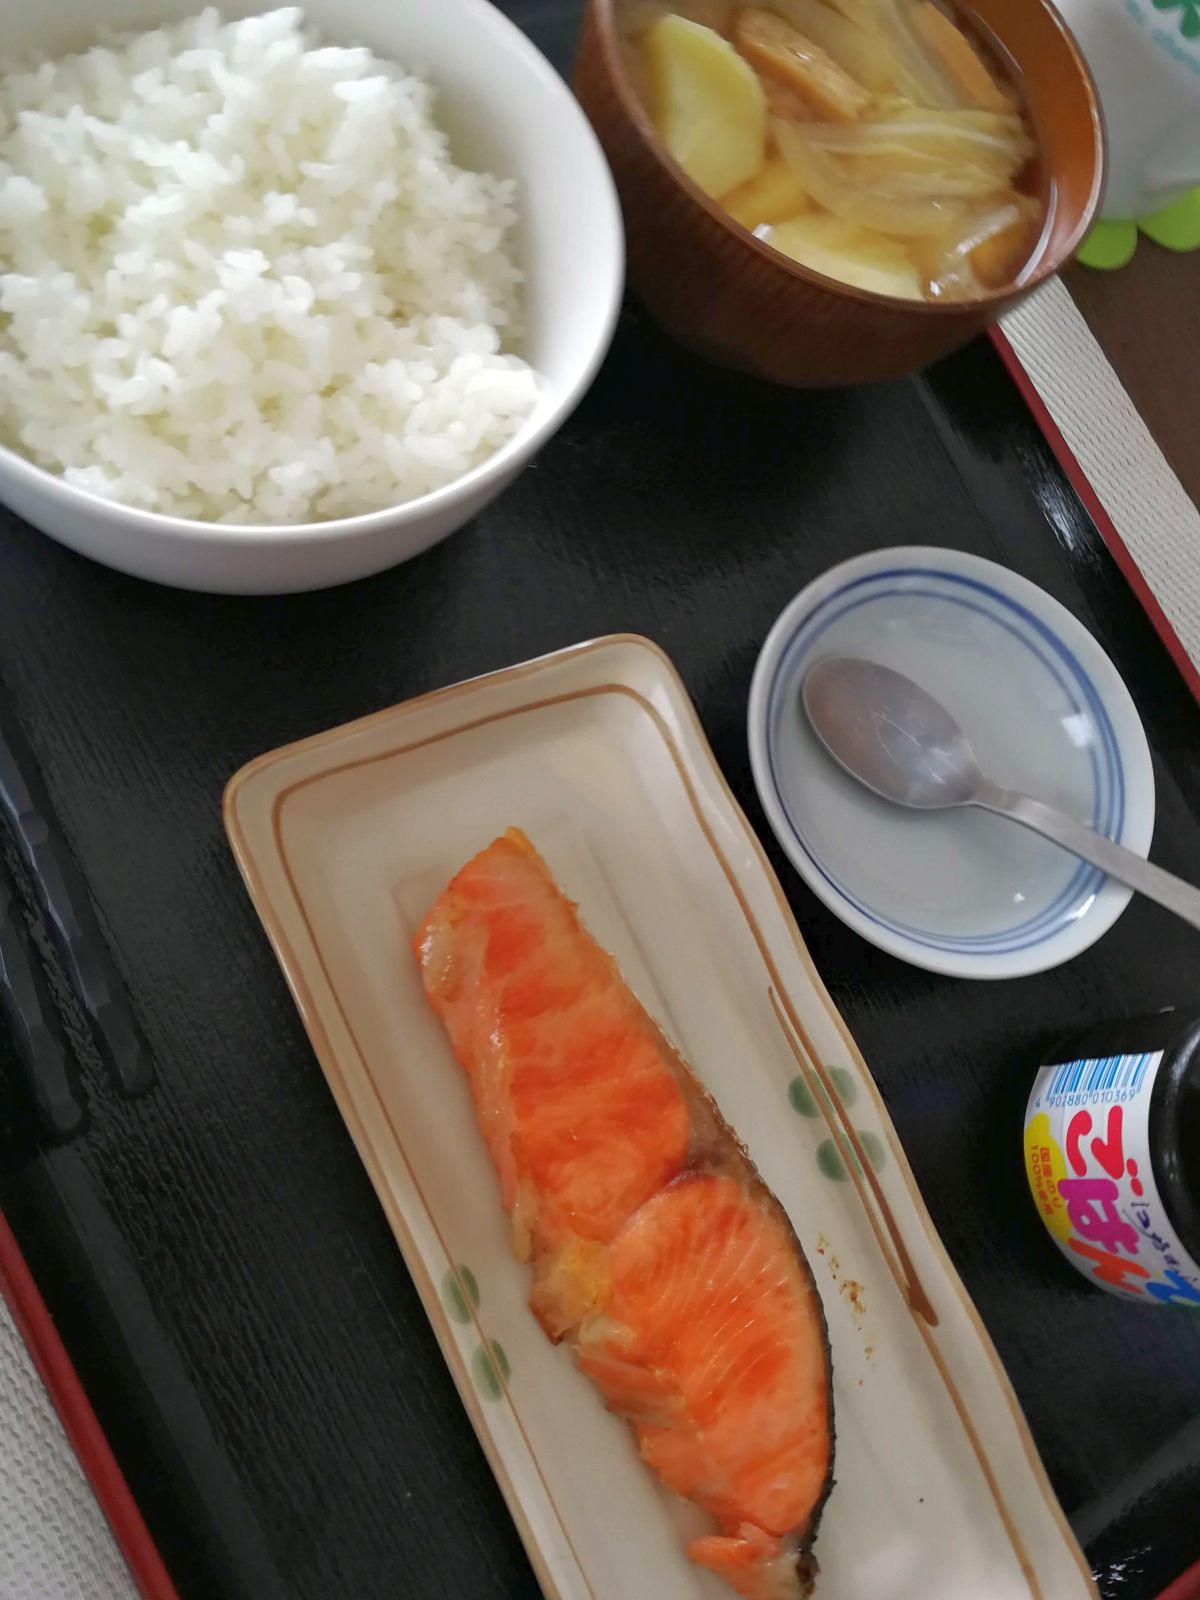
[415, 829, 834, 1597]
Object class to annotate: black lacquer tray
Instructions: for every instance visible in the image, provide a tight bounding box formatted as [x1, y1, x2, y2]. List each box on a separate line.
[1, 7, 1199, 1597]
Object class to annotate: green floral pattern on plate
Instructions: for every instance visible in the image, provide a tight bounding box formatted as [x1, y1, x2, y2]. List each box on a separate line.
[829, 1067, 857, 1105]
[441, 1265, 510, 1398]
[786, 1068, 882, 1179]
[472, 1340, 511, 1401]
[787, 1066, 857, 1117]
[816, 1130, 886, 1181]
[441, 1264, 481, 1324]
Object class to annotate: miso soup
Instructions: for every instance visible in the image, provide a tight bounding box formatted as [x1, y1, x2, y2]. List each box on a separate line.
[625, 0, 1047, 301]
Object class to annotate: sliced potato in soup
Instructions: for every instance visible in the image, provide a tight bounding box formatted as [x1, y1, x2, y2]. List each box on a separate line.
[721, 155, 811, 227]
[768, 213, 923, 298]
[645, 14, 767, 196]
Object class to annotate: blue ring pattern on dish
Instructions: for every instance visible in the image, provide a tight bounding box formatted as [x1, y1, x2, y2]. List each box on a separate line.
[764, 568, 1126, 955]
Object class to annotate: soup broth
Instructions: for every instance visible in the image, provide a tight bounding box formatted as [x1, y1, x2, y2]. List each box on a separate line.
[622, 0, 1047, 301]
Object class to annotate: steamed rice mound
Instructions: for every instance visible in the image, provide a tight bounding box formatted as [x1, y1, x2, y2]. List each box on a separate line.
[0, 7, 541, 524]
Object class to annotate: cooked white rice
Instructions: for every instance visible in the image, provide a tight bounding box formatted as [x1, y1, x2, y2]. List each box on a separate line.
[0, 7, 540, 524]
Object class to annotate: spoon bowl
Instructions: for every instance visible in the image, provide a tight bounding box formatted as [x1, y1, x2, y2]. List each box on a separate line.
[802, 657, 982, 810]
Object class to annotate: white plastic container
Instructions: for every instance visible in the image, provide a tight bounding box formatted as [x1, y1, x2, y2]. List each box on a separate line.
[1054, 0, 1200, 218]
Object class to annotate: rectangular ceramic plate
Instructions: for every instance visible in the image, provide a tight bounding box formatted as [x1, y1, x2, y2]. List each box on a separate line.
[224, 634, 1095, 1600]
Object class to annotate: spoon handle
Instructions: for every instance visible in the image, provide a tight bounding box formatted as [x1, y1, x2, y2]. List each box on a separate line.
[974, 781, 1200, 934]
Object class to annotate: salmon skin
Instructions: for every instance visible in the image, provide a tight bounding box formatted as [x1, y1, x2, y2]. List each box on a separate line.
[415, 829, 834, 1598]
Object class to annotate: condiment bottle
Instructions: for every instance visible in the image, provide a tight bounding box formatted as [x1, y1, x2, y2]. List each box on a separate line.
[1024, 1009, 1200, 1306]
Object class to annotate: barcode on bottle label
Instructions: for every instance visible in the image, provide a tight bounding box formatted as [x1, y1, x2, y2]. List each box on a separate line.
[1043, 1052, 1154, 1101]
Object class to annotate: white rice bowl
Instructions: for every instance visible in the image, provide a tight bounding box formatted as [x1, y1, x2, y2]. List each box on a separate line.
[0, 6, 542, 524]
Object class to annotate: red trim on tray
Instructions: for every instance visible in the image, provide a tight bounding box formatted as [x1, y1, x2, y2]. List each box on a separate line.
[0, 1212, 181, 1600]
[1158, 1560, 1200, 1600]
[989, 326, 1200, 707]
[998, 322, 1200, 1600]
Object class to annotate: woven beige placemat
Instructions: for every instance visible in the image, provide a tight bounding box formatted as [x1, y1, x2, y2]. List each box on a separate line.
[1, 1296, 136, 1600]
[1002, 278, 1200, 676]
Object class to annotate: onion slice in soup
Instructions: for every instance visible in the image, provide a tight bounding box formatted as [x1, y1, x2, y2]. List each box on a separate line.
[917, 194, 1042, 297]
[821, 0, 963, 108]
[795, 107, 1031, 173]
[774, 115, 968, 234]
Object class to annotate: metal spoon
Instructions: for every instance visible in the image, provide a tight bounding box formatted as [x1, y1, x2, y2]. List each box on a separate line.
[802, 656, 1200, 933]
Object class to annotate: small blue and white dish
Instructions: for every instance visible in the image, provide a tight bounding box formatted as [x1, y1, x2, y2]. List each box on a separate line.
[748, 547, 1155, 979]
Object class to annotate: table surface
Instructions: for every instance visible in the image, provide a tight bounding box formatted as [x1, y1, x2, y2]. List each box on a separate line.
[2, 9, 1200, 1600]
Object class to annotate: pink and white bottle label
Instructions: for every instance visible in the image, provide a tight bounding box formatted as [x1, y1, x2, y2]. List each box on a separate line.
[1025, 1051, 1200, 1306]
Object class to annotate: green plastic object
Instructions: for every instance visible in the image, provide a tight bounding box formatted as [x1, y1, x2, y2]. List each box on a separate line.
[1139, 188, 1200, 250]
[1077, 187, 1200, 269]
[1077, 218, 1139, 270]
